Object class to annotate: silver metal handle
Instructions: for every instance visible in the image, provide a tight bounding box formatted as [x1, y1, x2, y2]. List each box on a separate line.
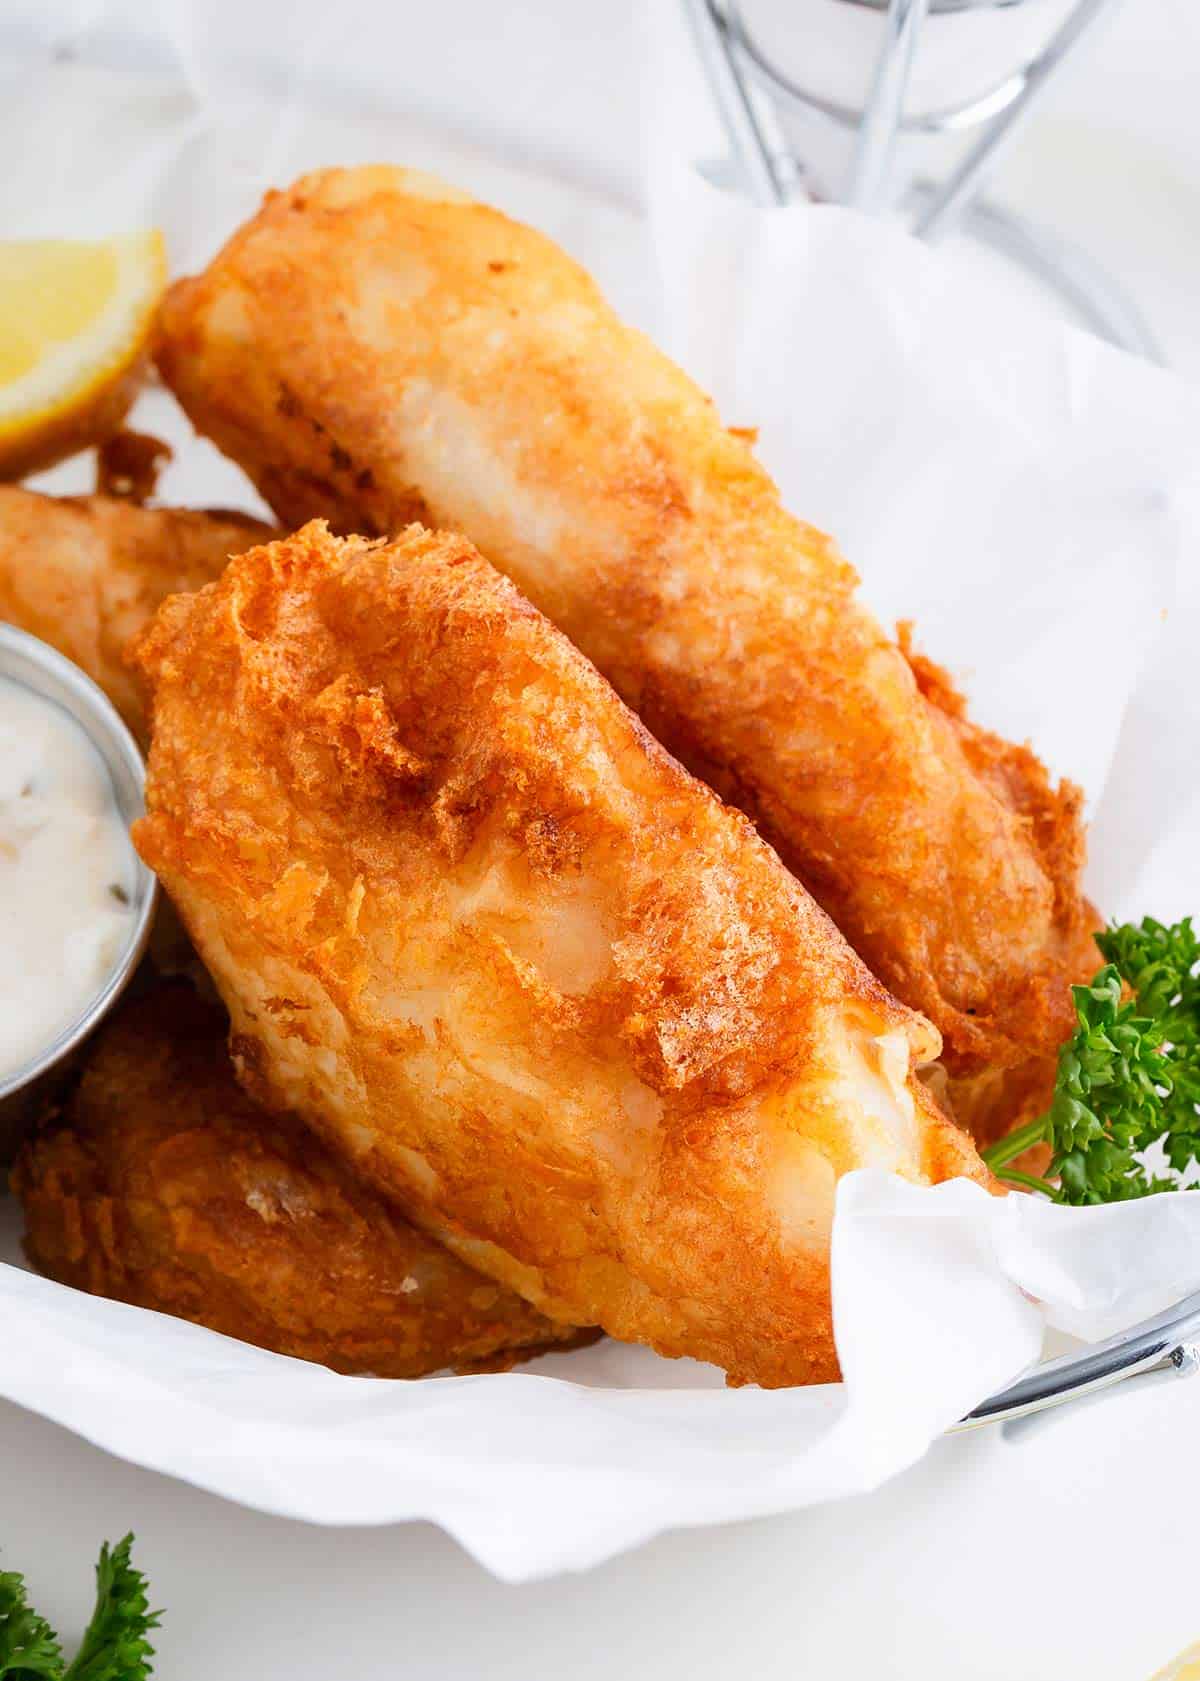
[953, 1289, 1200, 1438]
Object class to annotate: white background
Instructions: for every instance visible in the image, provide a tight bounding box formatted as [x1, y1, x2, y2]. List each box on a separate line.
[2, 2, 1200, 1674]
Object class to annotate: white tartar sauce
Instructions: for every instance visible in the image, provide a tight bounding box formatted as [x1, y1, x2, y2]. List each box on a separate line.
[0, 675, 138, 1081]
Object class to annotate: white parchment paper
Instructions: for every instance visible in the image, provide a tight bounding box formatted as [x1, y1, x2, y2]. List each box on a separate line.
[1, 1, 1199, 1580]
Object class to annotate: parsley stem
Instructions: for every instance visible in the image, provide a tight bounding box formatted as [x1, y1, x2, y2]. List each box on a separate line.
[980, 1115, 1048, 1172]
[992, 1167, 1057, 1197]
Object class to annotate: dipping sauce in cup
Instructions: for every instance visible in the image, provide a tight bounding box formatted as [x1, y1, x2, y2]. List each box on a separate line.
[0, 626, 156, 1109]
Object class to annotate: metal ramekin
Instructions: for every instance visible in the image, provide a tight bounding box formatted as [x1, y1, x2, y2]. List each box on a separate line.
[0, 625, 158, 1129]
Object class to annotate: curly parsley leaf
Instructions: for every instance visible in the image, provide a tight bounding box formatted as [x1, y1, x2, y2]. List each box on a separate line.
[0, 1569, 63, 1681]
[982, 917, 1200, 1204]
[63, 1537, 159, 1681]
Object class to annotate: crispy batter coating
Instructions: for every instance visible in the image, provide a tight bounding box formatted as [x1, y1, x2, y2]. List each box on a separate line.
[897, 631, 1101, 1142]
[95, 428, 175, 503]
[936, 1057, 1055, 1178]
[131, 522, 988, 1386]
[12, 981, 572, 1377]
[154, 165, 1097, 1088]
[0, 487, 271, 739]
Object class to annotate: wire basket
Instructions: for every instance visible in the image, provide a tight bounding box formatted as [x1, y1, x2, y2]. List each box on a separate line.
[684, 0, 1162, 360]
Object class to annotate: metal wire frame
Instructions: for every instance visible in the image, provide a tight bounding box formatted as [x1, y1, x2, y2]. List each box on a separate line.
[682, 0, 1162, 361]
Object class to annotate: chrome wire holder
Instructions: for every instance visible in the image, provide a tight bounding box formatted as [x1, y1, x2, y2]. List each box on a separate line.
[683, 0, 1162, 362]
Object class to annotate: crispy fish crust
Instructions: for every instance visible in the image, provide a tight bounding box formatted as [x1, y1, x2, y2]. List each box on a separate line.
[131, 522, 988, 1387]
[0, 487, 271, 739]
[154, 165, 1097, 1090]
[12, 982, 572, 1378]
[896, 632, 1101, 1140]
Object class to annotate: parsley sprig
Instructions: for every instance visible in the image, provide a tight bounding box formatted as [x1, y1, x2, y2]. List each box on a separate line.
[983, 917, 1200, 1203]
[0, 1538, 159, 1681]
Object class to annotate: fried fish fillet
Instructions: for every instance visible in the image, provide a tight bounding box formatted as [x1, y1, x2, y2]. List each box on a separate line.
[13, 981, 572, 1377]
[131, 522, 988, 1387]
[0, 481, 593, 1323]
[0, 487, 271, 739]
[154, 165, 1096, 1107]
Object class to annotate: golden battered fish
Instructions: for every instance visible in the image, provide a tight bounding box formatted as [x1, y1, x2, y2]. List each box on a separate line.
[131, 522, 988, 1387]
[0, 483, 598, 1326]
[154, 165, 1096, 1108]
[13, 980, 573, 1377]
[0, 487, 270, 739]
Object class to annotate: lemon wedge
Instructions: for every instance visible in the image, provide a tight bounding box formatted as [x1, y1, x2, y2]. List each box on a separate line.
[1150, 1643, 1200, 1681]
[0, 230, 166, 479]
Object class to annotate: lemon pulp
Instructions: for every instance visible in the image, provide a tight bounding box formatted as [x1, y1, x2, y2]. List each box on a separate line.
[0, 243, 120, 385]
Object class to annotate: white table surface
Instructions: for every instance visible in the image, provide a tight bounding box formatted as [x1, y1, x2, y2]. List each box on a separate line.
[4, 1375, 1198, 1679]
[3, 3, 1199, 1675]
